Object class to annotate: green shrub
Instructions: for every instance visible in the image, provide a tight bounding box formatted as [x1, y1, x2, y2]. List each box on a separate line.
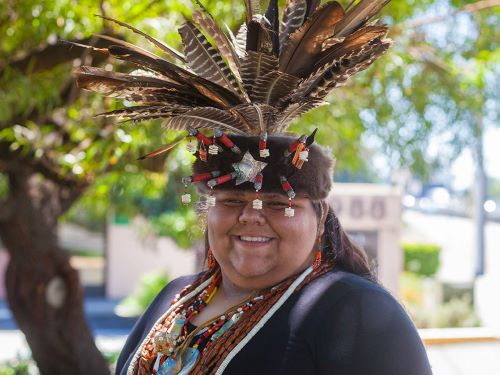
[116, 272, 169, 317]
[433, 295, 481, 328]
[402, 242, 441, 277]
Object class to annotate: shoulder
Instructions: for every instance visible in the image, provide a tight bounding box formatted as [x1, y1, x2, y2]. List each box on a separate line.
[115, 273, 204, 375]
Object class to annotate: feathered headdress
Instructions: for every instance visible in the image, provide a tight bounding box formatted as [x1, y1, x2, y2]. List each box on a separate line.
[74, 0, 392, 215]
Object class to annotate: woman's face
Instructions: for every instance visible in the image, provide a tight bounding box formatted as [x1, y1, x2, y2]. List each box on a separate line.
[207, 190, 327, 290]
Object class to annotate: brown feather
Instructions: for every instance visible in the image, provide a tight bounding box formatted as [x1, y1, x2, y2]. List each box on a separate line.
[279, 1, 345, 77]
[231, 104, 277, 134]
[280, 0, 307, 48]
[240, 51, 279, 98]
[137, 134, 186, 160]
[166, 108, 249, 135]
[96, 15, 186, 62]
[334, 0, 390, 37]
[179, 21, 242, 97]
[271, 98, 327, 133]
[246, 19, 273, 55]
[251, 70, 300, 105]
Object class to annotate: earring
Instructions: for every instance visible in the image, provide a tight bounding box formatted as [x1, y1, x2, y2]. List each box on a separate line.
[313, 238, 322, 270]
[207, 248, 216, 268]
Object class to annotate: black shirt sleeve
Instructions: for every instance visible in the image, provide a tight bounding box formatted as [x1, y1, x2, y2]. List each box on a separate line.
[315, 283, 432, 375]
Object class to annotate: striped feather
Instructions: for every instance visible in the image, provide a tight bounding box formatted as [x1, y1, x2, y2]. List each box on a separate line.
[271, 98, 327, 133]
[166, 108, 249, 135]
[179, 21, 242, 98]
[251, 70, 300, 105]
[240, 51, 279, 98]
[97, 15, 186, 62]
[231, 104, 277, 134]
[280, 0, 307, 48]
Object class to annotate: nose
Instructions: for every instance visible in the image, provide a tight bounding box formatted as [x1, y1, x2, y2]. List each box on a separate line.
[238, 201, 266, 225]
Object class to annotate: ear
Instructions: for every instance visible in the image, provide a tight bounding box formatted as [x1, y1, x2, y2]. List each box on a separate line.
[317, 201, 329, 237]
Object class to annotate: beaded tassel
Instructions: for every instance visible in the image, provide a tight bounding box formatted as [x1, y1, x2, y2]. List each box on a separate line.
[313, 238, 322, 270]
[207, 189, 216, 207]
[214, 129, 241, 154]
[291, 135, 308, 169]
[259, 131, 269, 158]
[207, 172, 237, 189]
[284, 134, 307, 157]
[252, 173, 263, 210]
[280, 176, 296, 217]
[208, 132, 219, 155]
[186, 135, 197, 154]
[207, 248, 216, 268]
[199, 141, 207, 162]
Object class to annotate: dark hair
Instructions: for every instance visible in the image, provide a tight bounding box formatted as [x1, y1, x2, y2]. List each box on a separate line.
[312, 202, 377, 283]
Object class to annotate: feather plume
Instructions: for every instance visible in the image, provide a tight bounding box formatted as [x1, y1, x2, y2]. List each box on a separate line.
[166, 107, 249, 135]
[271, 98, 327, 133]
[96, 105, 191, 120]
[251, 70, 300, 105]
[96, 15, 186, 62]
[179, 21, 242, 97]
[264, 0, 280, 55]
[137, 134, 186, 160]
[334, 0, 390, 37]
[304, 0, 321, 20]
[231, 104, 277, 134]
[279, 2, 345, 77]
[246, 19, 273, 55]
[226, 23, 247, 58]
[280, 0, 307, 48]
[244, 0, 261, 24]
[191, 2, 242, 82]
[240, 51, 279, 98]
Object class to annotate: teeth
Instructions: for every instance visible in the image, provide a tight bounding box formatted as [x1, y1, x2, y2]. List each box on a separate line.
[239, 236, 270, 242]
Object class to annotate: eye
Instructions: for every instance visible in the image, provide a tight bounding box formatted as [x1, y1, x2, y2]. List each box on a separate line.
[220, 198, 245, 207]
[266, 201, 289, 210]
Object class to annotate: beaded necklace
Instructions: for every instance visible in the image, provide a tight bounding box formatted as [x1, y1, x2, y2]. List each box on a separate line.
[151, 271, 277, 375]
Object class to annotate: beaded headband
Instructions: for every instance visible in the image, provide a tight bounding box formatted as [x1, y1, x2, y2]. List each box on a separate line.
[73, 0, 392, 216]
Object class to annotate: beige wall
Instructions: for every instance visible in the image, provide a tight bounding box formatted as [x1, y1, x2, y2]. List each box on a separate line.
[106, 222, 197, 299]
[330, 184, 403, 296]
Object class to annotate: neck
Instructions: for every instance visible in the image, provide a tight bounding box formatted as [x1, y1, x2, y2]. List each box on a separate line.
[218, 272, 255, 301]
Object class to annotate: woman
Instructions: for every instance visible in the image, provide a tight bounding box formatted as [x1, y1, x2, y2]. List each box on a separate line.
[114, 137, 432, 375]
[74, 0, 432, 373]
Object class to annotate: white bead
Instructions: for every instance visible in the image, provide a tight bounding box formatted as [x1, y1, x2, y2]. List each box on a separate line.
[299, 150, 309, 161]
[207, 195, 216, 207]
[181, 193, 191, 204]
[186, 142, 197, 154]
[208, 144, 219, 155]
[284, 207, 295, 217]
[259, 149, 270, 158]
[252, 198, 263, 209]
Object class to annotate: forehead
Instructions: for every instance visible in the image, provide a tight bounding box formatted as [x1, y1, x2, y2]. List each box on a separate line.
[215, 189, 309, 200]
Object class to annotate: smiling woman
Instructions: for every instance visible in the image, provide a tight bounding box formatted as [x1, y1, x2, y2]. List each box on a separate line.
[74, 0, 432, 373]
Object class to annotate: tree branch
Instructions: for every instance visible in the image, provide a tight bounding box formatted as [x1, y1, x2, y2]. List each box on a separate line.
[0, 198, 14, 222]
[0, 34, 113, 76]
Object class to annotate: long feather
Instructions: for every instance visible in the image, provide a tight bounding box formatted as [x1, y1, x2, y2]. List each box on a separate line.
[96, 105, 191, 120]
[226, 23, 247, 58]
[280, 0, 307, 48]
[251, 70, 300, 105]
[246, 19, 273, 55]
[191, 1, 242, 81]
[240, 51, 279, 98]
[179, 21, 242, 97]
[166, 108, 249, 135]
[96, 15, 186, 62]
[137, 134, 186, 160]
[264, 0, 280, 55]
[304, 0, 321, 20]
[271, 98, 327, 133]
[279, 2, 345, 77]
[107, 45, 241, 108]
[244, 0, 260, 24]
[334, 0, 390, 37]
[309, 40, 391, 99]
[231, 104, 277, 134]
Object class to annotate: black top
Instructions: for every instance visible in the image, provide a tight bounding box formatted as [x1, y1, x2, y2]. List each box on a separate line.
[116, 270, 433, 375]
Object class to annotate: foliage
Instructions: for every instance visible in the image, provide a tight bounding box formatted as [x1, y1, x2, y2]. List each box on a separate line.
[0, 356, 34, 375]
[403, 242, 441, 277]
[116, 272, 169, 317]
[400, 272, 480, 328]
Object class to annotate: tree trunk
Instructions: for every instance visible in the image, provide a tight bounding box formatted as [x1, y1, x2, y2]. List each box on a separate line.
[0, 167, 109, 374]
